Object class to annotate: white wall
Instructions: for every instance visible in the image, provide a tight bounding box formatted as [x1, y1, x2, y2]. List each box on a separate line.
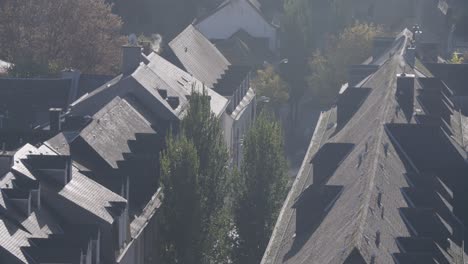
[195, 0, 277, 51]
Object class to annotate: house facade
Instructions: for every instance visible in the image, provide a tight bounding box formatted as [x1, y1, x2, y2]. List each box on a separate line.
[168, 25, 257, 167]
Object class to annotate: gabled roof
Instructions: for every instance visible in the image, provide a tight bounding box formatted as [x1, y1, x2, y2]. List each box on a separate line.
[147, 53, 228, 117]
[71, 50, 228, 122]
[0, 143, 126, 264]
[262, 30, 467, 264]
[70, 64, 182, 121]
[169, 25, 231, 89]
[214, 29, 275, 67]
[194, 0, 274, 29]
[78, 96, 156, 169]
[77, 73, 114, 98]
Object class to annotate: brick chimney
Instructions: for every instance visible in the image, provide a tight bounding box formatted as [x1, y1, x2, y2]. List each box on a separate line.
[49, 108, 62, 132]
[122, 45, 142, 75]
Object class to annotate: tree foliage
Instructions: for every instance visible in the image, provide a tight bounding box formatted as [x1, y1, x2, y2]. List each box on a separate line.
[281, 0, 316, 103]
[234, 112, 289, 264]
[0, 0, 124, 76]
[449, 52, 465, 64]
[159, 134, 202, 263]
[253, 66, 289, 114]
[159, 90, 233, 264]
[308, 22, 383, 104]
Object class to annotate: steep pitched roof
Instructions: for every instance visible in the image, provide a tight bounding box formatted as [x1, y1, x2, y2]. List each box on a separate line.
[194, 0, 273, 28]
[169, 25, 231, 89]
[146, 53, 228, 117]
[214, 29, 275, 67]
[0, 143, 126, 264]
[70, 64, 182, 121]
[262, 30, 466, 264]
[78, 96, 156, 169]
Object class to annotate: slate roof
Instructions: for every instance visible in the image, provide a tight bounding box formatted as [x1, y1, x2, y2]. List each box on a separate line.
[0, 78, 71, 111]
[193, 0, 274, 28]
[0, 78, 71, 128]
[214, 29, 275, 67]
[146, 53, 228, 117]
[0, 143, 126, 264]
[71, 50, 227, 122]
[424, 63, 468, 96]
[77, 73, 114, 98]
[169, 24, 231, 89]
[262, 30, 467, 264]
[78, 96, 156, 169]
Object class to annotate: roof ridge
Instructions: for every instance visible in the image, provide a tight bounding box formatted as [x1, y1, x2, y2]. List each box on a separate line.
[349, 33, 411, 255]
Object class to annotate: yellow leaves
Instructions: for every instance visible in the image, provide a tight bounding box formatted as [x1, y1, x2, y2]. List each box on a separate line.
[308, 22, 383, 104]
[449, 52, 465, 64]
[253, 66, 290, 109]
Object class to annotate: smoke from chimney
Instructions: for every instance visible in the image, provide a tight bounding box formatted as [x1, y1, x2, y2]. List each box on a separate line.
[150, 34, 163, 54]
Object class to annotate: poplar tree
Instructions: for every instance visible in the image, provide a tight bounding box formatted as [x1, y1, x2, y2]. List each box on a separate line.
[158, 134, 202, 263]
[234, 112, 289, 263]
[159, 90, 234, 264]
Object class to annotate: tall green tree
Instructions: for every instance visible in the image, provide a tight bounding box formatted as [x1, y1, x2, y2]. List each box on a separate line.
[234, 112, 289, 264]
[0, 0, 124, 76]
[281, 0, 336, 122]
[158, 90, 234, 264]
[181, 89, 233, 263]
[182, 89, 230, 222]
[158, 133, 202, 263]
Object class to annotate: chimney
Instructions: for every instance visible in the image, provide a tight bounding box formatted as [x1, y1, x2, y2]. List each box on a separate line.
[396, 73, 415, 122]
[141, 41, 152, 55]
[122, 45, 142, 75]
[405, 45, 416, 68]
[167, 96, 180, 109]
[61, 69, 81, 104]
[348, 65, 379, 86]
[49, 108, 62, 132]
[372, 37, 394, 59]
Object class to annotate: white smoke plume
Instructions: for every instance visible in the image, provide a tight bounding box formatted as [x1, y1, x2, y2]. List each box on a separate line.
[150, 34, 163, 54]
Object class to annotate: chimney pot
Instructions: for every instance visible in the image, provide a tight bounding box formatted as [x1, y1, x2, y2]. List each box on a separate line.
[122, 46, 142, 75]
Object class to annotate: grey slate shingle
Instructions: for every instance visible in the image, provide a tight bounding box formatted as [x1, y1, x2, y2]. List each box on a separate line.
[262, 29, 467, 264]
[169, 25, 231, 89]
